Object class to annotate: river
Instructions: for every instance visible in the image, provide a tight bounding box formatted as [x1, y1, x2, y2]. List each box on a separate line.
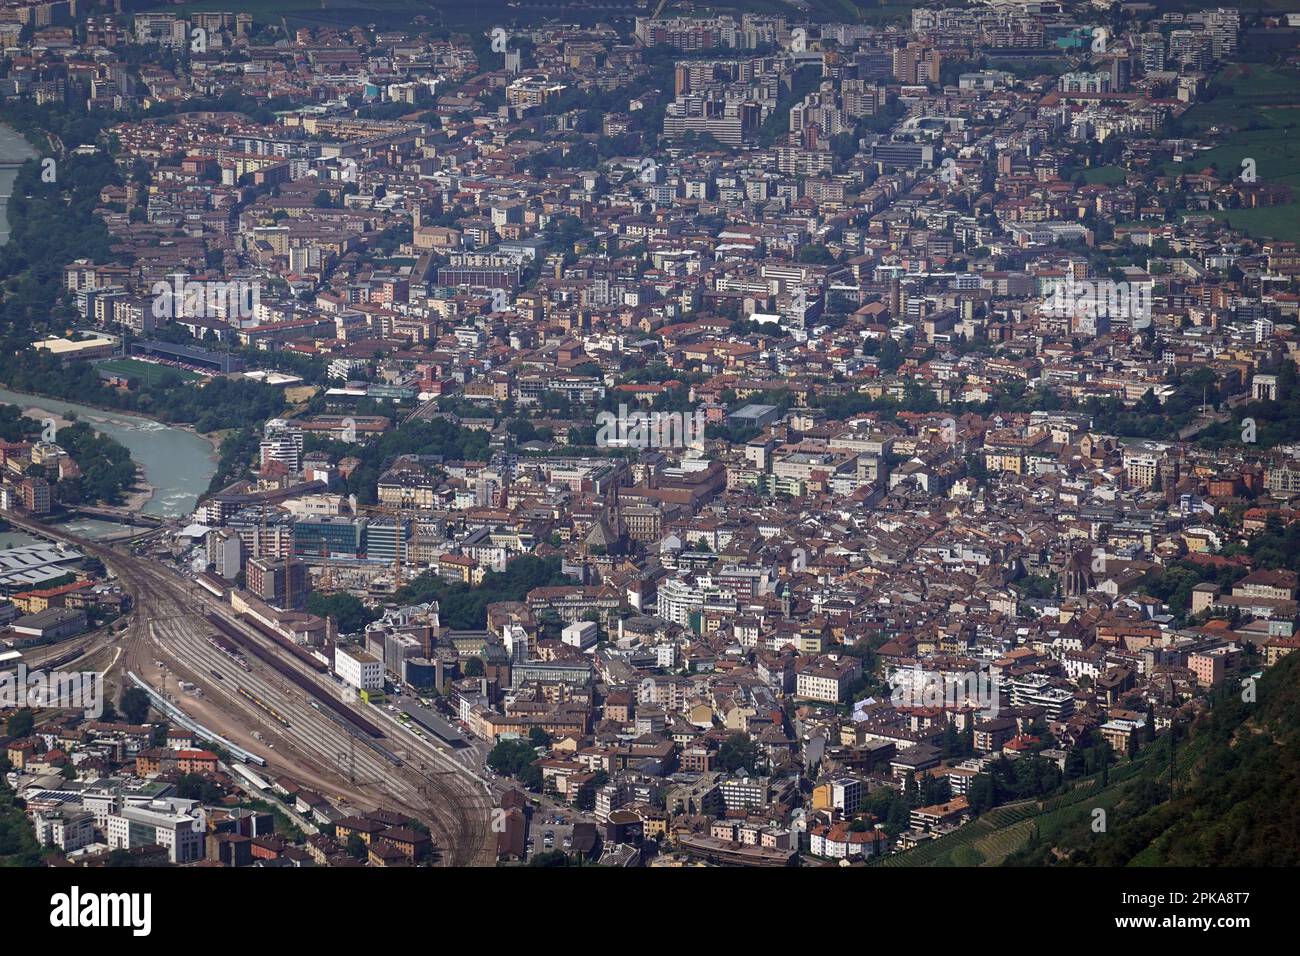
[0, 387, 217, 519]
[0, 120, 214, 527]
[0, 126, 218, 521]
[0, 121, 39, 244]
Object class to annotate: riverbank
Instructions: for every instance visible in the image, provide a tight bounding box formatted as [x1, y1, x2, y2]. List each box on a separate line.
[1, 384, 222, 452]
[0, 121, 40, 244]
[187, 422, 226, 457]
[15, 403, 156, 511]
[0, 386, 219, 519]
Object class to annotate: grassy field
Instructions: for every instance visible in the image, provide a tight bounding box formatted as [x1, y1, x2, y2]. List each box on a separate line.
[1170, 126, 1299, 182]
[1167, 63, 1300, 243]
[95, 358, 202, 384]
[284, 384, 320, 405]
[1081, 165, 1128, 185]
[1177, 65, 1300, 132]
[1203, 202, 1300, 243]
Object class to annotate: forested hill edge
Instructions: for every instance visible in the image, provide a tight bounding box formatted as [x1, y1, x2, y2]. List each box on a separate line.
[1009, 647, 1300, 867]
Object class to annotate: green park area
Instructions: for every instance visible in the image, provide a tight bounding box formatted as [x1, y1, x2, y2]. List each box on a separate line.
[1168, 64, 1300, 243]
[1081, 165, 1128, 185]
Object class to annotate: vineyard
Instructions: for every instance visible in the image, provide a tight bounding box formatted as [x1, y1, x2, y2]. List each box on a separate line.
[871, 728, 1212, 867]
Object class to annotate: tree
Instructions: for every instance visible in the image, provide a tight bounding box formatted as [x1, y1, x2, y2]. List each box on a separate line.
[797, 243, 837, 265]
[393, 553, 568, 630]
[941, 723, 962, 759]
[464, 657, 485, 678]
[717, 733, 763, 774]
[119, 687, 151, 724]
[0, 777, 42, 865]
[519, 764, 543, 792]
[487, 738, 542, 792]
[176, 773, 221, 803]
[884, 797, 911, 836]
[346, 833, 368, 860]
[1065, 747, 1088, 779]
[967, 774, 996, 814]
[305, 593, 377, 635]
[528, 849, 573, 867]
[5, 708, 34, 738]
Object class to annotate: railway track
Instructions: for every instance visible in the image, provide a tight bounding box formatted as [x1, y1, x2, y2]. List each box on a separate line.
[124, 559, 494, 865]
[5, 513, 495, 866]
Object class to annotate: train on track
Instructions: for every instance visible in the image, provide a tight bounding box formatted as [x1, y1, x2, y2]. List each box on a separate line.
[208, 633, 252, 671]
[0, 645, 88, 679]
[236, 612, 329, 673]
[204, 613, 386, 740]
[234, 684, 291, 727]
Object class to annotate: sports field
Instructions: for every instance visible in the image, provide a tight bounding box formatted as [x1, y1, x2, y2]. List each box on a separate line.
[96, 358, 203, 384]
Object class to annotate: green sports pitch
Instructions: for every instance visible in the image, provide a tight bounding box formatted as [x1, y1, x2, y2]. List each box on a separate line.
[95, 358, 203, 384]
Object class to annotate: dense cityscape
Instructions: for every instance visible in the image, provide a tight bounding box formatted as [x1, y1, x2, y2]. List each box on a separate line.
[0, 0, 1296, 892]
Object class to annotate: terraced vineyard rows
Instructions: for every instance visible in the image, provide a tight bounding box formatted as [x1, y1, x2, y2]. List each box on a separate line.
[871, 733, 1211, 867]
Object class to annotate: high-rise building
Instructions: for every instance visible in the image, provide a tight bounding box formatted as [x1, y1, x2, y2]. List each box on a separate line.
[1169, 30, 1213, 71]
[246, 556, 308, 608]
[1140, 32, 1166, 73]
[1110, 52, 1132, 92]
[19, 477, 50, 515]
[260, 424, 304, 475]
[1203, 7, 1240, 59]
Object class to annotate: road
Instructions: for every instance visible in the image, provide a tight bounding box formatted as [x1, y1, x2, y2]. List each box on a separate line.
[6, 512, 496, 866]
[1176, 392, 1250, 441]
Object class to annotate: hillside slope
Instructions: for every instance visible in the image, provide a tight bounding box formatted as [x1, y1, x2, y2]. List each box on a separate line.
[1010, 649, 1300, 866]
